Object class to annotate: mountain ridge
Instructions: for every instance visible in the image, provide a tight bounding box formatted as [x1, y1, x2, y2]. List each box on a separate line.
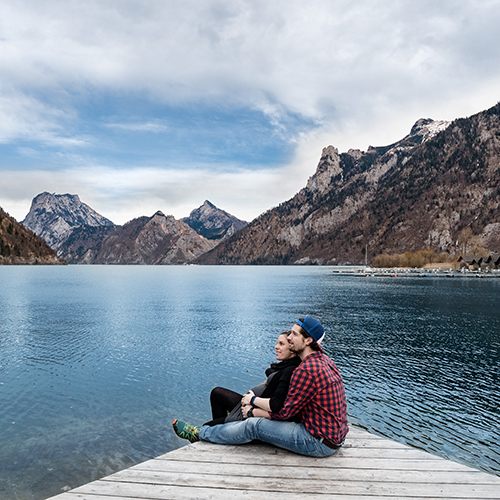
[196, 104, 500, 265]
[14, 101, 500, 266]
[78, 211, 217, 264]
[0, 207, 63, 264]
[22, 196, 246, 264]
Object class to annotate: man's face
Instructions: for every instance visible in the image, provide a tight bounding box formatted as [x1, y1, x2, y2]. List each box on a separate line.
[287, 324, 310, 354]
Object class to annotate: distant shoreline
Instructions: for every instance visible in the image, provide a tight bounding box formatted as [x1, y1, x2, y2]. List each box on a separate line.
[332, 266, 500, 278]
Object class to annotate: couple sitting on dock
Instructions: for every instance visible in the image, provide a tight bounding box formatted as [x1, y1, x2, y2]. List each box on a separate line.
[173, 317, 349, 458]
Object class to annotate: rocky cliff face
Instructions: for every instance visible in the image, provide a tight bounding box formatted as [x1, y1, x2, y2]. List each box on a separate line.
[0, 207, 63, 264]
[197, 103, 500, 265]
[70, 211, 217, 264]
[22, 192, 114, 250]
[57, 225, 118, 264]
[182, 200, 247, 240]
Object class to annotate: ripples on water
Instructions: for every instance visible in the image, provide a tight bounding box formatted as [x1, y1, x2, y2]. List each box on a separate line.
[326, 277, 500, 476]
[0, 266, 499, 499]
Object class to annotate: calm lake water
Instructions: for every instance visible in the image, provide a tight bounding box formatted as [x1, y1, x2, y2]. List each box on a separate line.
[0, 266, 499, 499]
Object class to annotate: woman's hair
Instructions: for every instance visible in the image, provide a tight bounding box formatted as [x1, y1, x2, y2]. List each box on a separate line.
[296, 318, 321, 351]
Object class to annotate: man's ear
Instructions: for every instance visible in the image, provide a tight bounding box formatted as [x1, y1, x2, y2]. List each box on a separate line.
[304, 336, 313, 347]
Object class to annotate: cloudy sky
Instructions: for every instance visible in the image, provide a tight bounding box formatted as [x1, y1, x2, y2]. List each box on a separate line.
[1, 0, 500, 224]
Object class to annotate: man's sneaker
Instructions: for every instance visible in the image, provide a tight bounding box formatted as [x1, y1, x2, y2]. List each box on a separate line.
[172, 419, 200, 443]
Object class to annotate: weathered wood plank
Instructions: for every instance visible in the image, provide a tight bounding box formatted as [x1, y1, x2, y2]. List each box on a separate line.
[60, 475, 500, 499]
[156, 453, 480, 471]
[176, 436, 412, 450]
[43, 488, 479, 500]
[124, 459, 500, 484]
[163, 441, 448, 461]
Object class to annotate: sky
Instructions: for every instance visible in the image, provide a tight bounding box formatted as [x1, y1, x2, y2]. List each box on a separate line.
[1, 0, 500, 225]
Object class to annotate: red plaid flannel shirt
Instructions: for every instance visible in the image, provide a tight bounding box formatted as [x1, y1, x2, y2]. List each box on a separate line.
[269, 351, 348, 444]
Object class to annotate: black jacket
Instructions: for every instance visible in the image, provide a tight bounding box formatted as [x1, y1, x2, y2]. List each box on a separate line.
[261, 357, 301, 413]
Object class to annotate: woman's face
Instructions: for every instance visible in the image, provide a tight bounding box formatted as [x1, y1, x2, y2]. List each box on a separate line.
[275, 334, 296, 361]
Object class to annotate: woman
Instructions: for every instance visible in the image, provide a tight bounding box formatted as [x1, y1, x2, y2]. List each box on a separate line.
[183, 332, 300, 430]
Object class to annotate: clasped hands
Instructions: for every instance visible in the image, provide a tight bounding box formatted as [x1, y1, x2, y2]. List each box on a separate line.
[241, 390, 255, 419]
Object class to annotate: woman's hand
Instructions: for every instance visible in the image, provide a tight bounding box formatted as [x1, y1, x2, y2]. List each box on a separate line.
[241, 390, 255, 407]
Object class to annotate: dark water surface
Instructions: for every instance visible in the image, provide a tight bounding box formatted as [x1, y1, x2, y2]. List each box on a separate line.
[0, 266, 499, 499]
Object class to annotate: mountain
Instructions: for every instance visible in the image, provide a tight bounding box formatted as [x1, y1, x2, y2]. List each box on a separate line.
[182, 200, 248, 240]
[24, 194, 246, 264]
[197, 103, 500, 265]
[57, 225, 118, 264]
[0, 207, 63, 264]
[67, 211, 218, 264]
[22, 192, 114, 251]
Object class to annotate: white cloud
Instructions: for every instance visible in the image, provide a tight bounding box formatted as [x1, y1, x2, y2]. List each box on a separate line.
[103, 121, 170, 133]
[1, 0, 500, 223]
[2, 1, 500, 121]
[0, 84, 93, 148]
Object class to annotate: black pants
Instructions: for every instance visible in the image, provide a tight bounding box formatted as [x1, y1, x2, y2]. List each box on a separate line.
[203, 387, 242, 426]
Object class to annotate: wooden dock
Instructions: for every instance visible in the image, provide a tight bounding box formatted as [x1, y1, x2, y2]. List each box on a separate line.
[47, 426, 500, 499]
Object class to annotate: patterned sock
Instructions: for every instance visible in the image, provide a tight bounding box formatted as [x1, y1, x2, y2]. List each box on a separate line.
[172, 419, 200, 443]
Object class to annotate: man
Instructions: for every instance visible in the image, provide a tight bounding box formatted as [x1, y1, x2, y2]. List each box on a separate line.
[172, 317, 348, 457]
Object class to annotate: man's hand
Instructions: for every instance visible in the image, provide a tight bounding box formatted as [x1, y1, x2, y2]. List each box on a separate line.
[241, 390, 255, 407]
[242, 404, 253, 419]
[242, 405, 269, 419]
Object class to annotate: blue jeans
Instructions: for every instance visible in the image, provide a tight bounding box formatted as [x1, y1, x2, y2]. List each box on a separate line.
[199, 418, 339, 458]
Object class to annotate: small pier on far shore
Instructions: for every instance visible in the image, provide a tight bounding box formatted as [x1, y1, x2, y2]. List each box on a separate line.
[47, 426, 500, 499]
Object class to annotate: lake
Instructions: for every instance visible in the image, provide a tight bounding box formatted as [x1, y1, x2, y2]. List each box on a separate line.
[0, 265, 499, 499]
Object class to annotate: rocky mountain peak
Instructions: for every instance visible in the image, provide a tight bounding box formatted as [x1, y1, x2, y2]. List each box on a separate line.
[33, 191, 82, 207]
[410, 118, 434, 135]
[347, 148, 363, 159]
[201, 200, 216, 209]
[409, 118, 451, 142]
[182, 200, 247, 240]
[306, 145, 343, 194]
[22, 192, 114, 250]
